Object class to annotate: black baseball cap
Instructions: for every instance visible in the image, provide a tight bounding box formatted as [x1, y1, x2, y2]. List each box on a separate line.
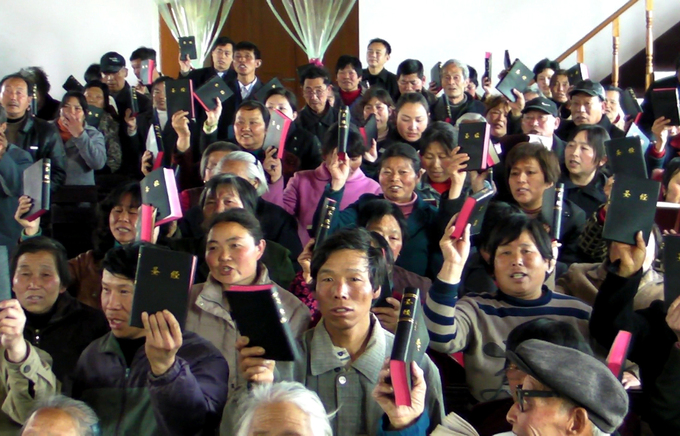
[522, 97, 558, 117]
[100, 52, 126, 74]
[569, 79, 606, 101]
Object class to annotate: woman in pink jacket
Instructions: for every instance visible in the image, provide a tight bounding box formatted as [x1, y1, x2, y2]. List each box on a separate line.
[282, 123, 382, 245]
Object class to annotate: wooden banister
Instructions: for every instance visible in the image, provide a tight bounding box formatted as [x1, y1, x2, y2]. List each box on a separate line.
[613, 18, 620, 87]
[556, 0, 639, 63]
[646, 0, 654, 88]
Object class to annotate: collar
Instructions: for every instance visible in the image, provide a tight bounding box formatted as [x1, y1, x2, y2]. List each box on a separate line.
[340, 88, 361, 106]
[239, 77, 258, 92]
[496, 286, 553, 306]
[309, 315, 386, 383]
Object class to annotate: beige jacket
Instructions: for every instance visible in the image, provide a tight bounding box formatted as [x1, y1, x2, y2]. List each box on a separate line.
[185, 263, 311, 400]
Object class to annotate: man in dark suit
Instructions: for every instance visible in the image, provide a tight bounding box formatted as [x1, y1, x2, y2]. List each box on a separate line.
[556, 80, 625, 141]
[232, 41, 264, 106]
[362, 38, 399, 101]
[296, 66, 338, 143]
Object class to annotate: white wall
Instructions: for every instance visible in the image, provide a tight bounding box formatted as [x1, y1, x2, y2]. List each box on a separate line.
[0, 0, 159, 99]
[359, 0, 680, 87]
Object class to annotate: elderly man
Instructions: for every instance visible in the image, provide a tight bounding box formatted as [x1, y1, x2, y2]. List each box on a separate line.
[296, 66, 338, 143]
[20, 396, 99, 436]
[431, 59, 485, 125]
[229, 228, 444, 436]
[557, 80, 625, 141]
[235, 382, 332, 436]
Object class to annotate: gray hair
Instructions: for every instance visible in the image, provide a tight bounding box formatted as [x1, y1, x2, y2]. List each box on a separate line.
[21, 395, 99, 436]
[441, 59, 469, 80]
[200, 141, 241, 180]
[215, 151, 269, 196]
[235, 382, 332, 436]
[591, 426, 611, 436]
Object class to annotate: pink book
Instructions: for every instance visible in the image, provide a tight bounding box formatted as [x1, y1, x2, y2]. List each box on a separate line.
[138, 204, 154, 242]
[606, 330, 633, 380]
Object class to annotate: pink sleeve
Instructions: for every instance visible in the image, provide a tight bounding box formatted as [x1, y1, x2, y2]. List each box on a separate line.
[262, 177, 284, 207]
[282, 175, 299, 216]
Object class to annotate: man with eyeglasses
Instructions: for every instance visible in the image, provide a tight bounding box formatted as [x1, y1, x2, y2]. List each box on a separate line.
[556, 80, 625, 141]
[296, 66, 338, 143]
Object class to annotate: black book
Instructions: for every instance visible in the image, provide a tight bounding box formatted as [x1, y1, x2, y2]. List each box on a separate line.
[338, 106, 351, 159]
[22, 159, 51, 221]
[130, 245, 197, 330]
[360, 114, 378, 149]
[503, 50, 511, 70]
[484, 52, 492, 80]
[141, 168, 182, 226]
[458, 122, 491, 171]
[263, 109, 292, 158]
[194, 75, 234, 111]
[86, 107, 104, 129]
[225, 285, 301, 361]
[430, 62, 442, 88]
[313, 198, 338, 248]
[451, 187, 495, 239]
[62, 75, 84, 93]
[540, 184, 565, 240]
[140, 60, 155, 86]
[130, 86, 140, 117]
[651, 88, 680, 126]
[605, 137, 647, 179]
[567, 63, 589, 84]
[166, 79, 195, 118]
[254, 77, 284, 103]
[541, 185, 556, 227]
[0, 246, 11, 302]
[602, 174, 660, 245]
[390, 287, 429, 406]
[663, 235, 680, 310]
[30, 85, 37, 117]
[495, 59, 532, 102]
[621, 87, 642, 120]
[179, 36, 197, 60]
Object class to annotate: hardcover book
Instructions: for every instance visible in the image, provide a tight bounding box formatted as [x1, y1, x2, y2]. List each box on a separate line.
[225, 285, 301, 361]
[313, 198, 338, 248]
[567, 63, 589, 84]
[193, 75, 233, 111]
[337, 107, 351, 160]
[360, 114, 378, 149]
[451, 187, 495, 239]
[86, 107, 103, 129]
[179, 36, 197, 60]
[651, 88, 680, 126]
[606, 331, 633, 380]
[663, 234, 680, 310]
[263, 109, 292, 159]
[602, 175, 660, 245]
[130, 245, 197, 329]
[22, 159, 51, 222]
[495, 59, 532, 102]
[605, 137, 647, 180]
[62, 75, 84, 93]
[484, 52, 492, 80]
[655, 201, 680, 233]
[431, 62, 442, 88]
[140, 59, 155, 86]
[621, 87, 642, 122]
[626, 122, 651, 154]
[140, 168, 182, 226]
[166, 79, 195, 119]
[0, 246, 11, 302]
[254, 77, 285, 103]
[458, 122, 491, 171]
[130, 86, 139, 117]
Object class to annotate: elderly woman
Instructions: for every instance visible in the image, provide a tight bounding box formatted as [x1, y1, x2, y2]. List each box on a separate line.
[83, 80, 122, 173]
[53, 91, 106, 185]
[186, 208, 310, 399]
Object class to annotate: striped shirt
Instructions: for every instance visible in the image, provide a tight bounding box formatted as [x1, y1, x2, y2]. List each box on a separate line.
[424, 279, 592, 402]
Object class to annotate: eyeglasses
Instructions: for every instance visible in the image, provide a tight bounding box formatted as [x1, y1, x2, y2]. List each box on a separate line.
[515, 385, 561, 412]
[303, 88, 326, 98]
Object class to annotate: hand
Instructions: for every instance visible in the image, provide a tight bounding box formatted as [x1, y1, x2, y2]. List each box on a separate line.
[481, 76, 493, 98]
[263, 147, 282, 184]
[508, 89, 525, 117]
[438, 215, 471, 283]
[428, 81, 440, 94]
[372, 297, 400, 334]
[141, 150, 154, 176]
[61, 113, 84, 138]
[135, 81, 149, 95]
[143, 310, 182, 376]
[469, 170, 488, 194]
[621, 371, 641, 390]
[663, 229, 678, 236]
[372, 359, 426, 431]
[237, 336, 275, 384]
[609, 231, 646, 278]
[0, 300, 28, 363]
[328, 151, 350, 191]
[171, 110, 191, 139]
[364, 138, 378, 163]
[178, 53, 193, 74]
[14, 196, 40, 236]
[444, 147, 469, 199]
[205, 99, 222, 129]
[124, 109, 137, 133]
[651, 117, 680, 149]
[666, 295, 680, 342]
[298, 239, 314, 284]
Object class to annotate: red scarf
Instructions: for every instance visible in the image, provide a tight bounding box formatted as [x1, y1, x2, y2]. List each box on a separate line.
[57, 118, 72, 143]
[340, 89, 361, 106]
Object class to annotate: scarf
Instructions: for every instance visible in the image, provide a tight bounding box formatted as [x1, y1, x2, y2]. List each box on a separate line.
[57, 118, 73, 143]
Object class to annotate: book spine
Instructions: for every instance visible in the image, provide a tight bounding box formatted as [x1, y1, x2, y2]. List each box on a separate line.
[390, 288, 421, 362]
[314, 198, 338, 247]
[278, 113, 292, 160]
[189, 79, 195, 120]
[452, 197, 477, 239]
[131, 87, 139, 115]
[31, 85, 38, 116]
[42, 159, 51, 211]
[338, 107, 351, 160]
[551, 183, 564, 240]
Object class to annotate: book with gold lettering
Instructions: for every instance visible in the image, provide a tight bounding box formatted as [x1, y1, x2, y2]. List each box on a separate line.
[458, 122, 491, 171]
[225, 285, 301, 361]
[663, 234, 680, 310]
[605, 137, 647, 179]
[495, 59, 532, 102]
[313, 197, 338, 248]
[338, 106, 351, 161]
[0, 246, 11, 302]
[390, 287, 429, 407]
[178, 36, 197, 60]
[194, 75, 234, 111]
[621, 87, 642, 122]
[130, 245, 197, 329]
[254, 77, 284, 103]
[603, 174, 660, 245]
[166, 79, 195, 119]
[86, 107, 103, 129]
[567, 63, 589, 84]
[452, 187, 495, 239]
[22, 159, 51, 221]
[263, 109, 292, 159]
[141, 168, 182, 226]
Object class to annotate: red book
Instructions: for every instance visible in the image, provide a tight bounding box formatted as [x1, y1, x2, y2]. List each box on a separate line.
[138, 204, 154, 242]
[451, 188, 495, 239]
[140, 59, 155, 86]
[606, 331, 632, 380]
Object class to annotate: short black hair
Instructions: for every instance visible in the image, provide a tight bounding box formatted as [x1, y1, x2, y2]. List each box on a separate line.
[84, 64, 101, 83]
[300, 65, 331, 86]
[310, 227, 387, 292]
[395, 91, 429, 114]
[0, 73, 32, 92]
[265, 87, 298, 113]
[335, 55, 362, 77]
[396, 59, 424, 78]
[357, 199, 409, 246]
[421, 121, 457, 155]
[200, 174, 258, 215]
[93, 181, 141, 260]
[567, 124, 609, 164]
[59, 91, 89, 114]
[505, 142, 561, 186]
[102, 242, 154, 281]
[549, 69, 569, 87]
[320, 123, 365, 158]
[234, 41, 261, 60]
[359, 88, 394, 114]
[84, 80, 111, 109]
[130, 47, 157, 62]
[476, 201, 523, 253]
[236, 100, 270, 127]
[368, 38, 392, 55]
[151, 76, 172, 91]
[212, 36, 235, 52]
[506, 318, 593, 356]
[11, 237, 72, 289]
[487, 214, 553, 275]
[467, 65, 479, 88]
[532, 59, 560, 78]
[378, 142, 421, 173]
[207, 208, 264, 243]
[20, 67, 50, 96]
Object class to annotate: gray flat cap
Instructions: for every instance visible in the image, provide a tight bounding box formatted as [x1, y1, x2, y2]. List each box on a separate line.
[506, 339, 629, 433]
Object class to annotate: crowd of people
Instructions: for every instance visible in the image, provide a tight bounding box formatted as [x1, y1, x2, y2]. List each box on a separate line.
[0, 32, 679, 436]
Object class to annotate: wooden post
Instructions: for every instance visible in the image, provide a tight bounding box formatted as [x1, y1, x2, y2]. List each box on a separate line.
[612, 18, 620, 87]
[646, 0, 654, 89]
[577, 46, 585, 64]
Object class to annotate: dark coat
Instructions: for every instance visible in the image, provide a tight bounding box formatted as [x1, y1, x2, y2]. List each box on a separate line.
[556, 114, 625, 142]
[639, 74, 680, 134]
[13, 115, 67, 190]
[560, 169, 608, 218]
[112, 82, 153, 176]
[295, 104, 338, 143]
[430, 94, 486, 125]
[0, 144, 32, 248]
[362, 68, 400, 101]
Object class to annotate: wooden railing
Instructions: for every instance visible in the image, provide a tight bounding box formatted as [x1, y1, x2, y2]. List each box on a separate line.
[555, 0, 654, 89]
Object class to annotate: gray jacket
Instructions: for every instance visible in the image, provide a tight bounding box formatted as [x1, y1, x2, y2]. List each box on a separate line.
[0, 144, 32, 248]
[61, 124, 106, 185]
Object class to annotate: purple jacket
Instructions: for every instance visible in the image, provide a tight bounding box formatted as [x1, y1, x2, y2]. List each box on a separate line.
[282, 163, 382, 245]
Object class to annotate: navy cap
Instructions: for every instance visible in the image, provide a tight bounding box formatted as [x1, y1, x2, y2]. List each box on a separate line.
[100, 52, 126, 73]
[522, 97, 558, 117]
[569, 79, 606, 101]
